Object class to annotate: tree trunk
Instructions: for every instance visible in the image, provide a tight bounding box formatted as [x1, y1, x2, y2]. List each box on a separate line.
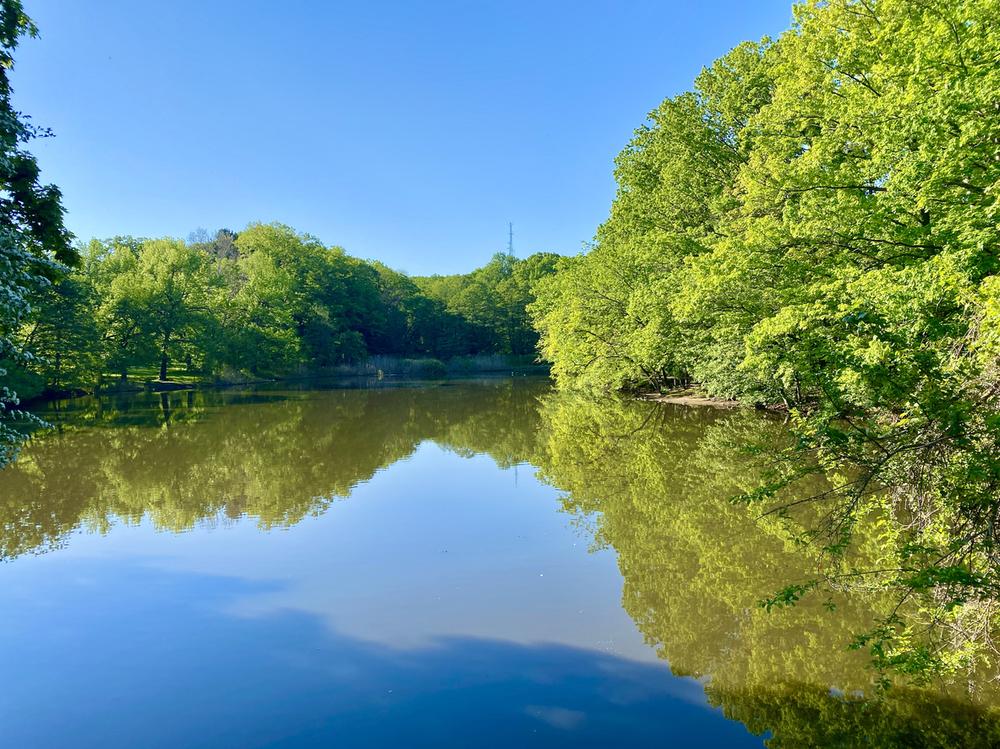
[160, 331, 171, 381]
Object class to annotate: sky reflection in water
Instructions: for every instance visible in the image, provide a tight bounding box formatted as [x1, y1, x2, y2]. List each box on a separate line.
[0, 383, 757, 747]
[3, 379, 998, 747]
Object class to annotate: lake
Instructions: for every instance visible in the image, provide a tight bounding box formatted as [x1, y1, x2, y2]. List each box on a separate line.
[1, 378, 998, 748]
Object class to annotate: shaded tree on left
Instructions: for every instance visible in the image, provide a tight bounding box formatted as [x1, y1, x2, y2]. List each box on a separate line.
[0, 0, 75, 468]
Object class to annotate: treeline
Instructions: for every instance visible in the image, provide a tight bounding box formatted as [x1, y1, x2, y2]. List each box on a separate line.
[531, 0, 1000, 674]
[414, 251, 559, 357]
[0, 0, 558, 465]
[7, 223, 557, 399]
[533, 0, 998, 402]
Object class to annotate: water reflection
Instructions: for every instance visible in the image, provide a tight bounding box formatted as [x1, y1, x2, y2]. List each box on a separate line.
[2, 558, 754, 749]
[533, 392, 1000, 747]
[2, 379, 999, 746]
[2, 381, 543, 558]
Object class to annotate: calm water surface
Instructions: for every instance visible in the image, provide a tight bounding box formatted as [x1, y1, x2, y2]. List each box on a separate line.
[1, 379, 998, 747]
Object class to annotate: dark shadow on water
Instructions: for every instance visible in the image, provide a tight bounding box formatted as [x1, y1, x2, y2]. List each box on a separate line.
[0, 561, 759, 749]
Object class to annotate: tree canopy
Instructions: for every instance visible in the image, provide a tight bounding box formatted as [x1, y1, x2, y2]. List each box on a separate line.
[0, 0, 74, 468]
[7, 223, 558, 401]
[531, 0, 1000, 678]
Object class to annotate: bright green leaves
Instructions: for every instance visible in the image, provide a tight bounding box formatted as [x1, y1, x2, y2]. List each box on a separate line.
[532, 41, 774, 394]
[93, 238, 222, 381]
[533, 0, 1000, 679]
[10, 222, 558, 394]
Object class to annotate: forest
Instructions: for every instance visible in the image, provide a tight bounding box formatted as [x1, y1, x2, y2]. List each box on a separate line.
[2, 0, 999, 683]
[6, 223, 558, 401]
[531, 0, 1000, 677]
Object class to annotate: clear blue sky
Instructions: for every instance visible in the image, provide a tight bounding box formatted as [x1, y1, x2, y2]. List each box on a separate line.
[14, 0, 791, 275]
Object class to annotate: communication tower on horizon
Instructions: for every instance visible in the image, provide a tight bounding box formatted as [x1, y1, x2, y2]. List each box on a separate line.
[507, 222, 514, 258]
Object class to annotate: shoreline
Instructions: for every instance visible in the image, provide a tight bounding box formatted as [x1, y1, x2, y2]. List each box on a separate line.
[640, 388, 741, 410]
[23, 364, 552, 406]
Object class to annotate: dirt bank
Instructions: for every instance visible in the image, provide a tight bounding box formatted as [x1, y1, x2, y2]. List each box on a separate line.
[640, 388, 741, 409]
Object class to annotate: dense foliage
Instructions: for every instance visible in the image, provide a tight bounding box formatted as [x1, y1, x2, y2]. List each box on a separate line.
[415, 251, 560, 356]
[8, 223, 556, 398]
[531, 0, 1000, 677]
[0, 0, 74, 467]
[5, 0, 999, 687]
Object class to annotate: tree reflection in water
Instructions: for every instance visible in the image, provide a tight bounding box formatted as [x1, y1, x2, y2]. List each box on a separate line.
[2, 379, 999, 747]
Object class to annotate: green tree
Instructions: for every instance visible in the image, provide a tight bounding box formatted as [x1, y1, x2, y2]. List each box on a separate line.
[15, 272, 99, 395]
[96, 238, 221, 381]
[0, 0, 74, 467]
[531, 41, 771, 390]
[85, 237, 156, 382]
[498, 252, 560, 355]
[532, 0, 1000, 677]
[230, 223, 380, 370]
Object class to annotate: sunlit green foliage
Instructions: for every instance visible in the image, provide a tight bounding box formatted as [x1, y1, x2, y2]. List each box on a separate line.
[10, 224, 557, 392]
[83, 236, 157, 383]
[532, 0, 1000, 677]
[223, 224, 379, 371]
[107, 238, 222, 381]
